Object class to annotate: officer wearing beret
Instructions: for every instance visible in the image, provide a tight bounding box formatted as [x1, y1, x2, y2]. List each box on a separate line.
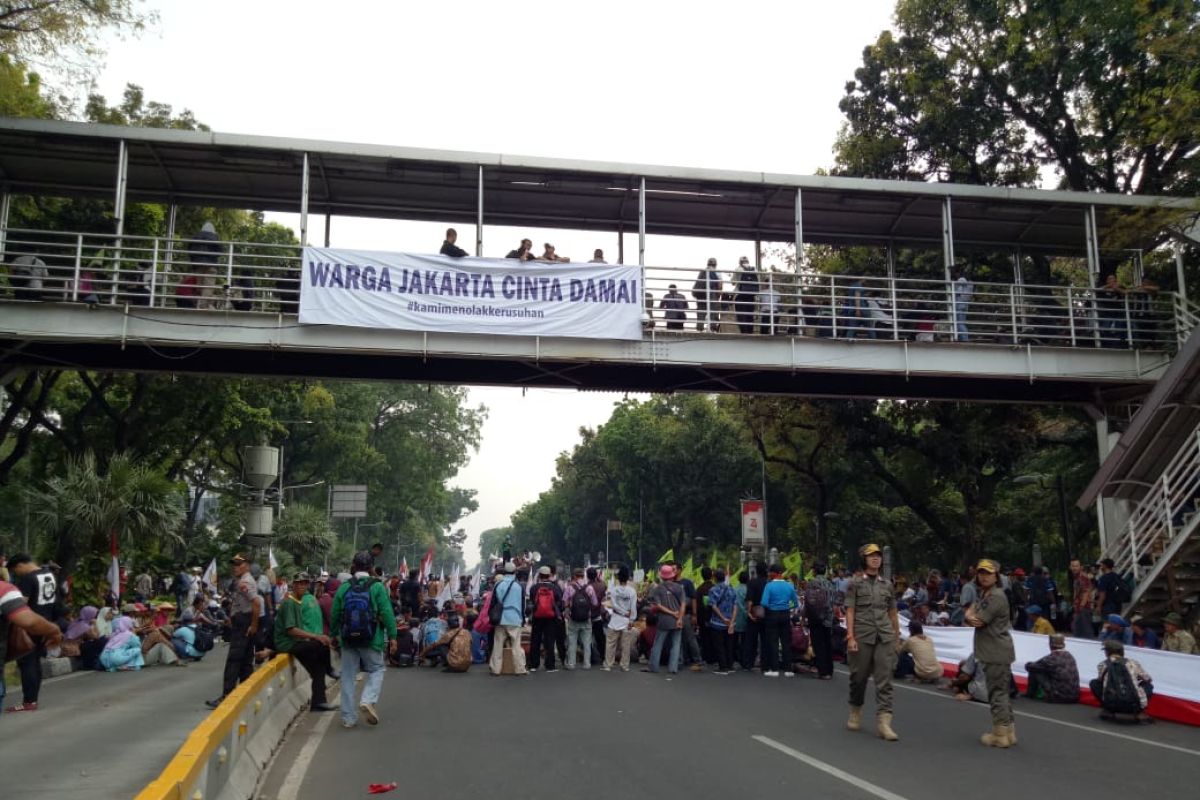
[965, 558, 1017, 748]
[845, 543, 901, 741]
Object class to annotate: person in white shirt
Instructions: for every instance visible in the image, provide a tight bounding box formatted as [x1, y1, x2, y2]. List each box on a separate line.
[952, 268, 974, 342]
[603, 567, 639, 672]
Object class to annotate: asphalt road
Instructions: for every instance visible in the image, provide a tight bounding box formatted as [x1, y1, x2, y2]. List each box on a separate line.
[4, 647, 225, 798]
[259, 663, 1200, 800]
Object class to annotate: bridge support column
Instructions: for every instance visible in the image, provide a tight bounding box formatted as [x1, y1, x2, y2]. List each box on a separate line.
[1177, 243, 1189, 304]
[794, 188, 804, 269]
[0, 191, 10, 262]
[1092, 414, 1132, 555]
[324, 213, 331, 248]
[476, 165, 484, 257]
[112, 140, 129, 304]
[638, 177, 646, 267]
[300, 153, 310, 247]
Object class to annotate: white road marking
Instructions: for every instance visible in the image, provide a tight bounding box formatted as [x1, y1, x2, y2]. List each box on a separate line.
[753, 734, 913, 800]
[833, 666, 1200, 757]
[276, 700, 338, 800]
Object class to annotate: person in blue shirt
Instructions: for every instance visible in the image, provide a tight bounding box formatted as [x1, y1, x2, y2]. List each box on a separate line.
[761, 564, 799, 677]
[1099, 614, 1134, 645]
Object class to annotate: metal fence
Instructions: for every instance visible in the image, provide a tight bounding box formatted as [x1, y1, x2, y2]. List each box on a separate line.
[0, 226, 1192, 351]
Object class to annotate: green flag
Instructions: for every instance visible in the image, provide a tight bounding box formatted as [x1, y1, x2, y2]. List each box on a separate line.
[657, 548, 675, 565]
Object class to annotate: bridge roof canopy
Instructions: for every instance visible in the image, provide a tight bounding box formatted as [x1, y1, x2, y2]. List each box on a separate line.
[0, 116, 1192, 253]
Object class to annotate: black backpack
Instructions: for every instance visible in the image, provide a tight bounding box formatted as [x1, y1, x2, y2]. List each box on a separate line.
[488, 580, 517, 627]
[804, 581, 830, 623]
[569, 583, 594, 623]
[1100, 658, 1142, 714]
[192, 625, 215, 653]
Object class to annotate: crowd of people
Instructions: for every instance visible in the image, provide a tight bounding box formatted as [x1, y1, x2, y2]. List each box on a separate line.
[4, 542, 1196, 737]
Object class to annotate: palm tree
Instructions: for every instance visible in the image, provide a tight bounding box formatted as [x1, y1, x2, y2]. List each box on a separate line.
[32, 451, 186, 576]
[272, 504, 336, 569]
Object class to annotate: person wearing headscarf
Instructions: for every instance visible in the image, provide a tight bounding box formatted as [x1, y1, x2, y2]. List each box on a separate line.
[100, 618, 144, 671]
[93, 606, 115, 639]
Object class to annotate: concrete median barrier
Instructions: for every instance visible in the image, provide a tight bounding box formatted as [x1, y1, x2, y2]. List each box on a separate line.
[135, 655, 312, 800]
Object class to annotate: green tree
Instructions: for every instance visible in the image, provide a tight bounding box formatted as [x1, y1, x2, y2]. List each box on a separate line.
[0, 0, 154, 74]
[31, 450, 185, 575]
[272, 504, 335, 570]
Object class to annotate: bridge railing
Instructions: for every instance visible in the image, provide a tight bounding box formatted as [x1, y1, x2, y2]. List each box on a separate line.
[0, 225, 1192, 350]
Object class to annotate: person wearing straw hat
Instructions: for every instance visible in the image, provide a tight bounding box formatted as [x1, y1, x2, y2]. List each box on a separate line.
[845, 543, 901, 741]
[965, 559, 1017, 748]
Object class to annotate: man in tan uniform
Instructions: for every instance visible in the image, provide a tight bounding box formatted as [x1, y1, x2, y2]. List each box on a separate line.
[965, 558, 1017, 748]
[845, 543, 901, 741]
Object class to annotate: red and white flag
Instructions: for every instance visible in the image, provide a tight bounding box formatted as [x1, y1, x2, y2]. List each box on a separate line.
[419, 545, 435, 583]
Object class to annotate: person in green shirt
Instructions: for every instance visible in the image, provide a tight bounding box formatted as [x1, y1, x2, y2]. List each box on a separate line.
[965, 559, 1017, 748]
[331, 551, 399, 728]
[273, 572, 337, 712]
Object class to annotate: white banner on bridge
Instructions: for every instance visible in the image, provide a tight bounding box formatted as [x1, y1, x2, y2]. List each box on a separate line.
[299, 248, 642, 340]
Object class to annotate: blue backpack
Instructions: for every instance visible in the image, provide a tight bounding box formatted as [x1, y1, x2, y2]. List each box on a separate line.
[341, 579, 378, 647]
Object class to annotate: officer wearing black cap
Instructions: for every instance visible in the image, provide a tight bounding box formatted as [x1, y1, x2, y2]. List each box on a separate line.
[845, 543, 901, 741]
[965, 558, 1017, 748]
[207, 553, 262, 709]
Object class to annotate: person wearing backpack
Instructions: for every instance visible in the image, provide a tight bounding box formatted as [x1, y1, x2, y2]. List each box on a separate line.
[1094, 558, 1129, 618]
[487, 561, 528, 676]
[527, 566, 562, 673]
[331, 552, 399, 728]
[171, 608, 211, 662]
[805, 562, 837, 680]
[563, 568, 599, 670]
[964, 559, 1017, 748]
[1090, 639, 1154, 723]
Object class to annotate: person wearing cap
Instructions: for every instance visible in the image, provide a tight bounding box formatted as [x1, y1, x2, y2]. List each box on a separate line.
[659, 284, 689, 330]
[1090, 638, 1154, 722]
[487, 561, 528, 676]
[646, 564, 687, 674]
[332, 551, 400, 726]
[692, 258, 724, 332]
[527, 565, 562, 673]
[1162, 612, 1198, 654]
[1099, 614, 1133, 645]
[1026, 605, 1054, 636]
[964, 558, 1017, 747]
[206, 554, 262, 709]
[1023, 633, 1079, 703]
[274, 572, 337, 712]
[733, 256, 760, 334]
[845, 543, 901, 741]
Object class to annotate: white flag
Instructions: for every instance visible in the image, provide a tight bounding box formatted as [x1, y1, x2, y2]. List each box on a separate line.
[202, 558, 219, 593]
[107, 555, 121, 603]
[268, 547, 279, 571]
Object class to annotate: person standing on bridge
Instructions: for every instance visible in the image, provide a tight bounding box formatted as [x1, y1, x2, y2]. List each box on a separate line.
[965, 559, 1017, 748]
[844, 543, 900, 741]
[733, 256, 760, 334]
[207, 554, 262, 709]
[440, 228, 468, 258]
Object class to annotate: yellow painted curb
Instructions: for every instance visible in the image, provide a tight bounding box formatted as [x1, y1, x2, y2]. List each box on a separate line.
[135, 655, 294, 800]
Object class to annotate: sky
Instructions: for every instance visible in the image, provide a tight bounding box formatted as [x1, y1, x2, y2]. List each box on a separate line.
[80, 1, 899, 566]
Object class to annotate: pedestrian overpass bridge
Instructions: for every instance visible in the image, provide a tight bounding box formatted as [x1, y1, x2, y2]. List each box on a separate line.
[0, 117, 1197, 405]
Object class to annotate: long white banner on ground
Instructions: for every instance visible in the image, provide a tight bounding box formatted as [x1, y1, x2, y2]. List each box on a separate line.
[913, 623, 1200, 724]
[299, 248, 643, 340]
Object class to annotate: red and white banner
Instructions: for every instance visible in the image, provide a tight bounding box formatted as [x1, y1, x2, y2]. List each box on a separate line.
[913, 625, 1200, 726]
[741, 500, 764, 547]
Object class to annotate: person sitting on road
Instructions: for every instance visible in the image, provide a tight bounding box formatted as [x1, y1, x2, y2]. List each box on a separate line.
[420, 613, 473, 673]
[171, 608, 207, 662]
[1027, 605, 1055, 635]
[1099, 614, 1133, 645]
[950, 654, 989, 703]
[1090, 639, 1154, 723]
[99, 617, 144, 672]
[897, 621, 943, 683]
[1129, 617, 1160, 649]
[1162, 612, 1198, 654]
[1024, 632, 1080, 703]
